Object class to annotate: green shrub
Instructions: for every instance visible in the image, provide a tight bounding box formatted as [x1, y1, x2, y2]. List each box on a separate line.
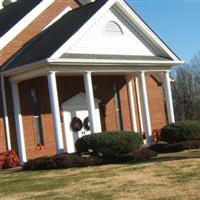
[75, 131, 143, 156]
[104, 148, 157, 163]
[23, 153, 103, 171]
[131, 148, 157, 160]
[149, 140, 200, 153]
[23, 148, 156, 170]
[149, 143, 184, 153]
[160, 121, 200, 143]
[23, 156, 56, 170]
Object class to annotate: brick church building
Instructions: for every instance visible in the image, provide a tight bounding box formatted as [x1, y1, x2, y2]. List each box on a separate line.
[0, 0, 183, 164]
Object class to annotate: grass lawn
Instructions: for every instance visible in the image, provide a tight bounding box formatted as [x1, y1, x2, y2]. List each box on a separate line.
[1, 155, 200, 200]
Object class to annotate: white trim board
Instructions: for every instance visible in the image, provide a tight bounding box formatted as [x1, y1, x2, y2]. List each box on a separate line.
[7, 64, 177, 82]
[0, 0, 55, 50]
[1, 57, 182, 77]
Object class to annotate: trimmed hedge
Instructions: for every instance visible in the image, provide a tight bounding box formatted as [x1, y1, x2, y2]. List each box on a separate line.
[160, 121, 200, 143]
[75, 131, 143, 156]
[23, 153, 102, 170]
[23, 148, 157, 171]
[149, 140, 200, 153]
[103, 148, 157, 163]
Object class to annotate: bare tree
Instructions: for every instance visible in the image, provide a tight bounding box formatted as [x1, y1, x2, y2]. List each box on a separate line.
[171, 52, 200, 121]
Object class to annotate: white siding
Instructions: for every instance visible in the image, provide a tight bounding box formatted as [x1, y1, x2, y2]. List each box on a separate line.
[67, 7, 156, 56]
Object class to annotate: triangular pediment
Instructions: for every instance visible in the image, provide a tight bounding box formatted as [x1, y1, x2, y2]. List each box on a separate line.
[51, 0, 181, 62]
[65, 7, 156, 57]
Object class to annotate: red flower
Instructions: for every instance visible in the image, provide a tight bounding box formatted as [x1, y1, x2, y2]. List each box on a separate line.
[152, 129, 161, 143]
[0, 150, 19, 169]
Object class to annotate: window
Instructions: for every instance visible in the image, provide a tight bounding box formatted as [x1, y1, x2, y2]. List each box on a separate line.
[104, 21, 123, 35]
[113, 85, 123, 130]
[30, 89, 44, 145]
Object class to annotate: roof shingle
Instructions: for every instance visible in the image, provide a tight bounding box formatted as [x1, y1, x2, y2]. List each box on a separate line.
[0, 0, 43, 37]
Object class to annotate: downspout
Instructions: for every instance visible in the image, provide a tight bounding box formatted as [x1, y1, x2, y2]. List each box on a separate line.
[1, 75, 11, 150]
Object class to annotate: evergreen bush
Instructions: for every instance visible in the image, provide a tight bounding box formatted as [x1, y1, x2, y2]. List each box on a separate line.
[160, 121, 200, 143]
[75, 131, 143, 156]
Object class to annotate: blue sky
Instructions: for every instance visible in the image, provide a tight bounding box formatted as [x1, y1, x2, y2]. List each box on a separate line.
[126, 0, 200, 63]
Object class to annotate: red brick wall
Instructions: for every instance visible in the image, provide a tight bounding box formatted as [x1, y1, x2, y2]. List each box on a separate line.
[146, 75, 167, 130]
[120, 83, 131, 131]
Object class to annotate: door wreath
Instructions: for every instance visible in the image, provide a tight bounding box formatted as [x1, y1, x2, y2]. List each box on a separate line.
[70, 117, 83, 132]
[83, 116, 90, 131]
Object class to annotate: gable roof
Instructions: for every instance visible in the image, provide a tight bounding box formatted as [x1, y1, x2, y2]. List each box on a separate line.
[0, 0, 43, 37]
[2, 0, 108, 71]
[2, 0, 183, 72]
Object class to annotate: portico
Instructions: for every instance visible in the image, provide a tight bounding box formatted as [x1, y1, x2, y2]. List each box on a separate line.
[2, 57, 177, 164]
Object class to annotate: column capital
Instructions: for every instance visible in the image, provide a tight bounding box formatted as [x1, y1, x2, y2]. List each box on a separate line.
[138, 70, 145, 73]
[84, 71, 93, 75]
[134, 71, 146, 77]
[125, 73, 138, 82]
[159, 70, 171, 78]
[162, 70, 171, 74]
[9, 77, 19, 84]
[48, 71, 57, 75]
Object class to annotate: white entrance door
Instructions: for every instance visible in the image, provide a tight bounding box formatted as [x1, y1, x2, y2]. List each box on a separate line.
[62, 93, 101, 153]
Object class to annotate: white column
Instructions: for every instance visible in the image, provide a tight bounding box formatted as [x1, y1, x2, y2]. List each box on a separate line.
[47, 71, 64, 154]
[163, 71, 175, 123]
[1, 76, 11, 150]
[83, 72, 98, 133]
[11, 81, 26, 164]
[126, 77, 137, 132]
[135, 77, 144, 133]
[138, 71, 152, 145]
